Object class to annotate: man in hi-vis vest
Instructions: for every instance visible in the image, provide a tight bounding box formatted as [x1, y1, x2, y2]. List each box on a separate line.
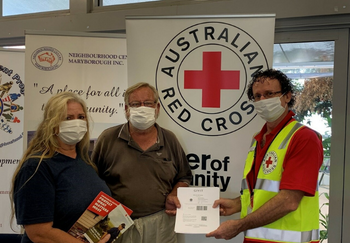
[207, 69, 323, 243]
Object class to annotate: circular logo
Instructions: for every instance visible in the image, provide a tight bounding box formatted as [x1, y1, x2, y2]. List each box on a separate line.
[262, 151, 278, 175]
[31, 46, 63, 71]
[155, 21, 269, 136]
[0, 69, 24, 146]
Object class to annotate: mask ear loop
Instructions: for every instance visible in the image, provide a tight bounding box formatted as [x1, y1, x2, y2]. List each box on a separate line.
[279, 91, 287, 98]
[279, 92, 288, 109]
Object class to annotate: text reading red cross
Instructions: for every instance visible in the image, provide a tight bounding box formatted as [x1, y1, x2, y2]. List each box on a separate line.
[265, 157, 273, 168]
[184, 51, 240, 108]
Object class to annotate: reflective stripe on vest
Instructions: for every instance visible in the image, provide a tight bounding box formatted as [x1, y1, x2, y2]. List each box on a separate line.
[242, 178, 280, 193]
[279, 122, 304, 149]
[246, 227, 319, 243]
[242, 178, 318, 195]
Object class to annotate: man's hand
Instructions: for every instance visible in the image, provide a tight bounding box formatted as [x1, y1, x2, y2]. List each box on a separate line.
[213, 198, 240, 216]
[213, 197, 241, 216]
[206, 198, 242, 240]
[165, 194, 180, 216]
[165, 182, 189, 216]
[206, 219, 242, 240]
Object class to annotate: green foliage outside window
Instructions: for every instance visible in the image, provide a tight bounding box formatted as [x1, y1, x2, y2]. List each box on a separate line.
[292, 77, 332, 242]
[319, 192, 329, 242]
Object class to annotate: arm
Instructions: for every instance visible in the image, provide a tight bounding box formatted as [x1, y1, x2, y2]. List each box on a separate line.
[165, 181, 189, 216]
[25, 222, 111, 243]
[206, 189, 304, 240]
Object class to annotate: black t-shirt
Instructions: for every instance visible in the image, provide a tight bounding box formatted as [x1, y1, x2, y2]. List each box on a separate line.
[14, 152, 111, 243]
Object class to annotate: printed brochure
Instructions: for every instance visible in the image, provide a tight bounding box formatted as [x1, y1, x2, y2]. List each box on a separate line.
[68, 191, 134, 243]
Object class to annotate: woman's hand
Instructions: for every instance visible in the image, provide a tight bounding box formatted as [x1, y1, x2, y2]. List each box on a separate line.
[98, 234, 111, 243]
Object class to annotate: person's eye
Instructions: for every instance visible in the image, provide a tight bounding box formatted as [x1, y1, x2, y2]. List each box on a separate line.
[254, 94, 261, 100]
[266, 92, 273, 97]
[144, 102, 154, 107]
[130, 102, 140, 108]
[79, 115, 86, 119]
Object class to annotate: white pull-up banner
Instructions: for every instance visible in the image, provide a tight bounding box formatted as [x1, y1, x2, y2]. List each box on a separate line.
[0, 49, 24, 233]
[24, 31, 128, 146]
[126, 15, 275, 243]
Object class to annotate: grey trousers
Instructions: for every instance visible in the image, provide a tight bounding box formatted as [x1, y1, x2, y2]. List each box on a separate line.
[116, 210, 177, 243]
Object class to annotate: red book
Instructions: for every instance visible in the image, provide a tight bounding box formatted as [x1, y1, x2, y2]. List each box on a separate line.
[68, 191, 133, 243]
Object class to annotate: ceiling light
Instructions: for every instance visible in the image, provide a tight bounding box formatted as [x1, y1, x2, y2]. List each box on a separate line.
[2, 45, 26, 49]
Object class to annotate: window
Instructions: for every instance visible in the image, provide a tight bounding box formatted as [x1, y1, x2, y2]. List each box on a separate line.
[101, 0, 160, 6]
[273, 41, 334, 242]
[3, 0, 69, 16]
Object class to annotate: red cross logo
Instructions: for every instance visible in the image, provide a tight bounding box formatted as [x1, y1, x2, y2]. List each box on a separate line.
[184, 52, 240, 108]
[265, 157, 273, 168]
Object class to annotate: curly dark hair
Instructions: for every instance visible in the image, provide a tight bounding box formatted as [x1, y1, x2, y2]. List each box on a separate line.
[247, 69, 295, 108]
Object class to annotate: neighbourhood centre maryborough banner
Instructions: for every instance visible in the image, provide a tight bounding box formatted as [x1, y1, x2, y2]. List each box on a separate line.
[0, 49, 24, 233]
[126, 15, 275, 243]
[24, 32, 128, 147]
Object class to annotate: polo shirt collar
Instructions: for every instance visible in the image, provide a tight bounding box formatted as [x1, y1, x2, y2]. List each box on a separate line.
[255, 110, 295, 142]
[118, 122, 164, 147]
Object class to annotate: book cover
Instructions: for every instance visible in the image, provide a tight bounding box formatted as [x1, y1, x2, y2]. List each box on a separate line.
[84, 204, 134, 243]
[68, 191, 133, 243]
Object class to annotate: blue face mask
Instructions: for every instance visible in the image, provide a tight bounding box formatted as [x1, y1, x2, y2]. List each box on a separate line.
[253, 95, 286, 122]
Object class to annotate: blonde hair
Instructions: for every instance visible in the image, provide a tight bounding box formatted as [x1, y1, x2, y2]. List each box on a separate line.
[9, 91, 96, 230]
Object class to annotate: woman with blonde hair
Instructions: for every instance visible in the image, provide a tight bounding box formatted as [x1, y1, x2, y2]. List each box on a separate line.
[10, 92, 111, 243]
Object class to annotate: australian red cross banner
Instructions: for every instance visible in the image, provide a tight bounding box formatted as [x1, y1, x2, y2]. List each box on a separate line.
[126, 15, 275, 243]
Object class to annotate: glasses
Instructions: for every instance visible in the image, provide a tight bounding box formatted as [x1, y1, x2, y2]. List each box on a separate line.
[128, 101, 156, 108]
[252, 91, 282, 101]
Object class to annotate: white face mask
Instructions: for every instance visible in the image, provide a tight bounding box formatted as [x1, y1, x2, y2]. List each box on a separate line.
[129, 106, 156, 130]
[58, 119, 87, 145]
[254, 96, 286, 122]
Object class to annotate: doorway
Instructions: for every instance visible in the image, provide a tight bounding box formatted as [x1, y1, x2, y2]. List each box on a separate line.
[274, 27, 350, 243]
[273, 40, 334, 243]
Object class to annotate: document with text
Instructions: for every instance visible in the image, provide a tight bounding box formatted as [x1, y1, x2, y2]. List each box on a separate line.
[175, 187, 220, 234]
